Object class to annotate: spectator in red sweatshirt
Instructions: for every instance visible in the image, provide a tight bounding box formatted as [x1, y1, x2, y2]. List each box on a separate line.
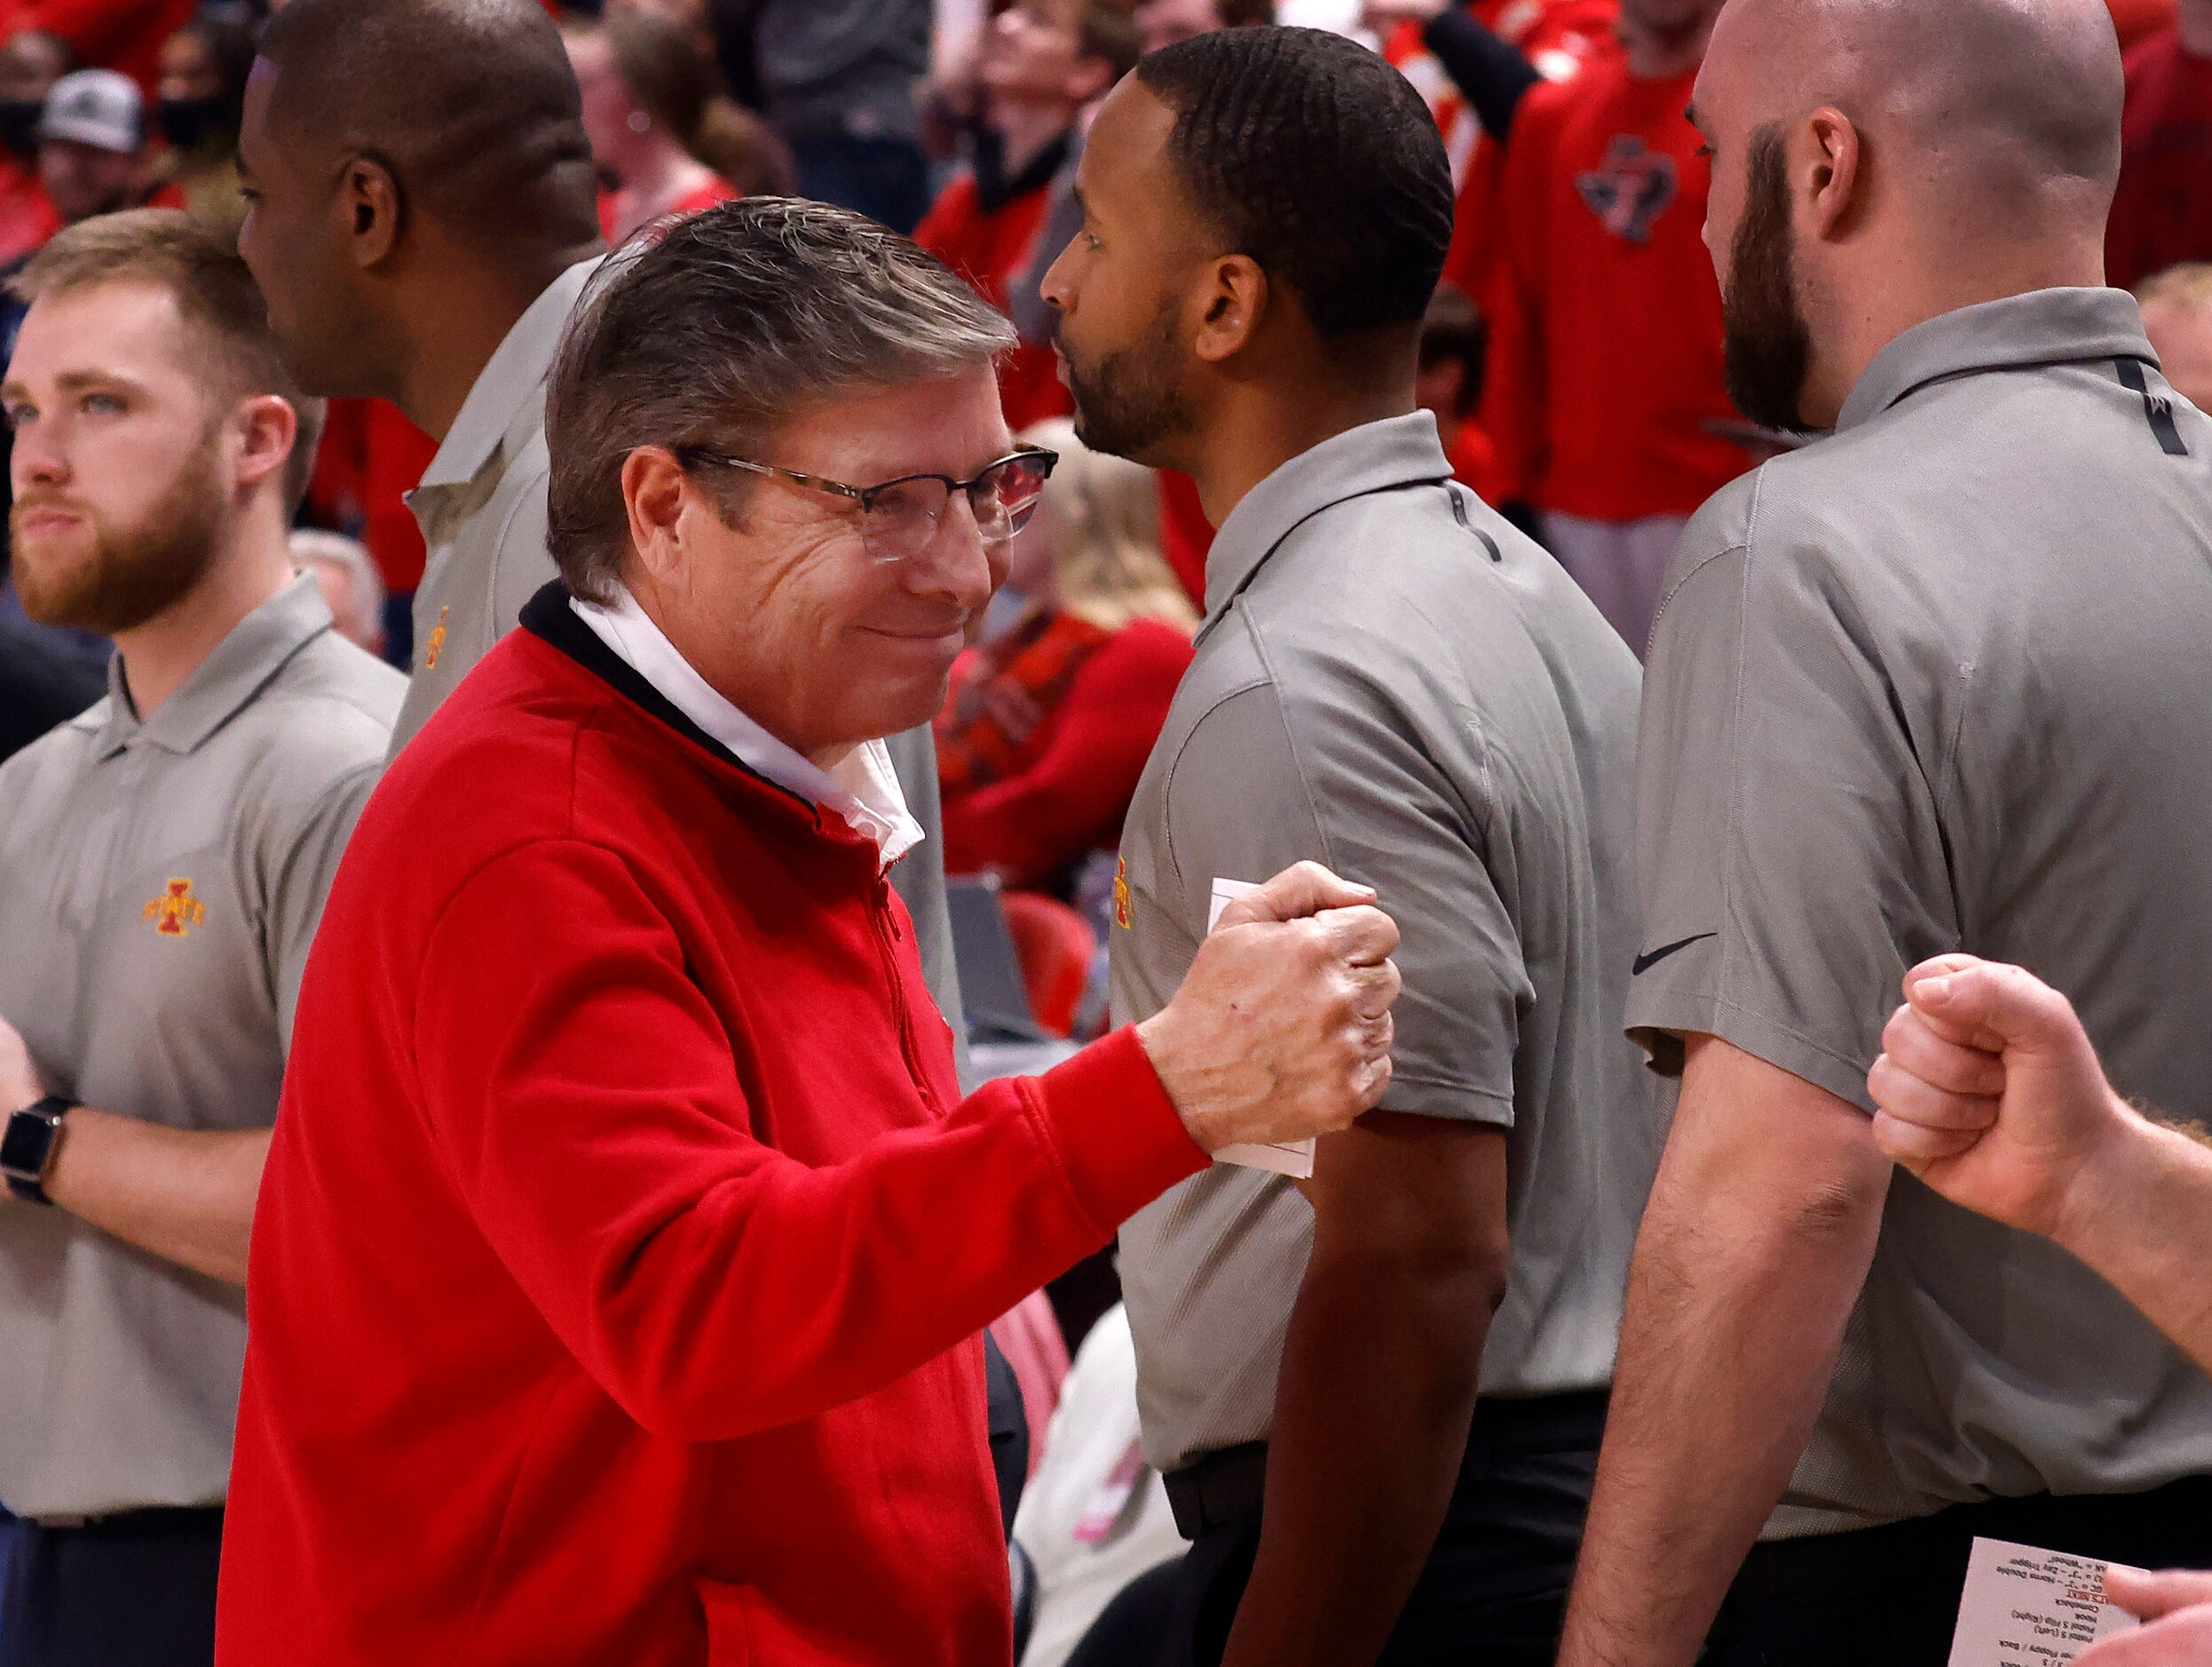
[563, 6, 791, 244]
[217, 197, 1404, 1667]
[2106, 0, 2212, 290]
[1481, 0, 1753, 652]
[939, 416, 1197, 892]
[917, 0, 1139, 431]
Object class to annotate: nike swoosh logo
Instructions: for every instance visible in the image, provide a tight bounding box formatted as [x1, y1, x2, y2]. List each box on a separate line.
[1632, 932, 1717, 976]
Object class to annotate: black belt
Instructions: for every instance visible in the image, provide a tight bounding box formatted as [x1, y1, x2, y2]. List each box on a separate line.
[1162, 1388, 1611, 1542]
[24, 1504, 224, 1535]
[1164, 1442, 1268, 1540]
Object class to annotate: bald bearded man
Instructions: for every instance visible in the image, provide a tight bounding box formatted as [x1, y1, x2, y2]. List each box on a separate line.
[1556, 2, 2212, 1664]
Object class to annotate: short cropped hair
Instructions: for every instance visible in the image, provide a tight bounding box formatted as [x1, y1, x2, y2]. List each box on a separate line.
[13, 209, 327, 511]
[1135, 27, 1454, 340]
[545, 196, 1019, 604]
[2137, 262, 2212, 312]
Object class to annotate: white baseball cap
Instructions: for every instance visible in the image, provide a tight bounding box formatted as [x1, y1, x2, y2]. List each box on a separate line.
[38, 69, 144, 155]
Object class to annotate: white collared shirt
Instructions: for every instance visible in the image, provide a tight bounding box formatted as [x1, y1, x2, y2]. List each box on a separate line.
[571, 584, 924, 869]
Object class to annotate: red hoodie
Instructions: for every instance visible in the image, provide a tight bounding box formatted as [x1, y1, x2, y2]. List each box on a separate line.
[217, 585, 1205, 1666]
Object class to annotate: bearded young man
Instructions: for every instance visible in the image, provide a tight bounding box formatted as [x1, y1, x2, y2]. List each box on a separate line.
[1556, 0, 2212, 1663]
[0, 209, 401, 1667]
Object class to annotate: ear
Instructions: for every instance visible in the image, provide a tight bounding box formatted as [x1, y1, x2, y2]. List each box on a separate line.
[230, 393, 298, 499]
[620, 445, 695, 593]
[1191, 254, 1267, 367]
[337, 153, 403, 270]
[1803, 107, 1863, 241]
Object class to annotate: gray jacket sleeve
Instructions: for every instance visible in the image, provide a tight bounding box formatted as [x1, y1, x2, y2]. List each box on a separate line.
[882, 723, 970, 1082]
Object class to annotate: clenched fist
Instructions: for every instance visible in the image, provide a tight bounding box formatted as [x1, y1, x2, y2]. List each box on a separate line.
[1137, 861, 1402, 1155]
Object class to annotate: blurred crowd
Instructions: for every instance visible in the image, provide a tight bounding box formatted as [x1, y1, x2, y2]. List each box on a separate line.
[2, 1, 2211, 1664]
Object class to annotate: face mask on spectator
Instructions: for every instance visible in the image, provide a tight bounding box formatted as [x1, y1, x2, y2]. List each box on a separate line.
[156, 95, 228, 154]
[0, 99, 43, 160]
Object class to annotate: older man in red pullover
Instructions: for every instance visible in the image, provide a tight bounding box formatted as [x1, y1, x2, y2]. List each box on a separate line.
[217, 200, 1402, 1666]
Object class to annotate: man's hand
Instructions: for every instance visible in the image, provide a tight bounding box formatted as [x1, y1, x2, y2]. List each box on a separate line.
[1139, 861, 1401, 1154]
[1867, 955, 2130, 1240]
[2077, 1568, 2212, 1665]
[0, 1011, 44, 1112]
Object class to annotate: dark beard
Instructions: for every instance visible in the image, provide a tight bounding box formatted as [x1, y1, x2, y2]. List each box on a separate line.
[13, 424, 227, 635]
[1058, 299, 1195, 464]
[1721, 126, 1816, 436]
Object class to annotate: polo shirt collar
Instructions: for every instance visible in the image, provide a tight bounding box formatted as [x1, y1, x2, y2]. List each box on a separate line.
[415, 256, 603, 493]
[91, 572, 334, 759]
[1837, 287, 2155, 432]
[1199, 410, 1453, 642]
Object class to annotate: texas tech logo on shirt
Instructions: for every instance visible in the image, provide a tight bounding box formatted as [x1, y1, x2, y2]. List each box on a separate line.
[1576, 137, 1679, 244]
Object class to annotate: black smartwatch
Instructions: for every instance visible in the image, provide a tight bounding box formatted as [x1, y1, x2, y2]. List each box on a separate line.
[1, 1096, 72, 1205]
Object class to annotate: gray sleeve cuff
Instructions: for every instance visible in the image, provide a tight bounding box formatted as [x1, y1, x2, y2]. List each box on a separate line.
[1625, 988, 1876, 1114]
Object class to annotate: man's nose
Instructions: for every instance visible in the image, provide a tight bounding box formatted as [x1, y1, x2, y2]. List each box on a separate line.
[904, 494, 999, 611]
[12, 427, 67, 490]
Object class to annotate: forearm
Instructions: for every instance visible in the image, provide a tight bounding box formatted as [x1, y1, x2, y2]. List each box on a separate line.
[2059, 1108, 2212, 1376]
[1224, 1252, 1497, 1667]
[1560, 1147, 1885, 1663]
[43, 1107, 269, 1285]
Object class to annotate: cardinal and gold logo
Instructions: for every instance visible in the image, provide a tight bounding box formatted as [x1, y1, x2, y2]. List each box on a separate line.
[1113, 857, 1132, 930]
[423, 604, 452, 671]
[144, 879, 205, 938]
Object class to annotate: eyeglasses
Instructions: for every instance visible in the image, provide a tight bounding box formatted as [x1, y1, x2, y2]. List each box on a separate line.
[676, 442, 1060, 565]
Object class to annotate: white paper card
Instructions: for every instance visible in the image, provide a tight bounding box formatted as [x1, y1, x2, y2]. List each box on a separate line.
[1204, 878, 1317, 1180]
[1947, 1537, 2139, 1667]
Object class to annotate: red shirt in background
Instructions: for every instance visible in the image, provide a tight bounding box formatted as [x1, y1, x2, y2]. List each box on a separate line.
[1386, 0, 1617, 301]
[1444, 415, 1505, 504]
[1480, 58, 1750, 520]
[2106, 24, 2212, 291]
[4, 0, 194, 93]
[307, 399, 439, 596]
[915, 154, 1076, 433]
[218, 602, 1204, 1667]
[938, 613, 1194, 889]
[0, 157, 56, 267]
[596, 173, 737, 244]
[2110, 0, 2177, 49]
[1156, 469, 1212, 607]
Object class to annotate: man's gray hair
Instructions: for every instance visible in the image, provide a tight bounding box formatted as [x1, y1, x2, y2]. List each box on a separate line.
[290, 528, 385, 644]
[545, 197, 1020, 604]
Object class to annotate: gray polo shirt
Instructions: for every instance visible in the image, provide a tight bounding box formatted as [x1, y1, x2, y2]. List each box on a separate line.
[0, 576, 401, 1518]
[1627, 287, 2212, 1540]
[396, 256, 601, 755]
[1112, 413, 1654, 1475]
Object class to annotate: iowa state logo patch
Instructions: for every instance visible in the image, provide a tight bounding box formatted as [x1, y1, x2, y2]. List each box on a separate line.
[144, 878, 206, 937]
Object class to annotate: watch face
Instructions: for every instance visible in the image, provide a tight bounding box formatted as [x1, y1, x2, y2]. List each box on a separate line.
[0, 1107, 55, 1178]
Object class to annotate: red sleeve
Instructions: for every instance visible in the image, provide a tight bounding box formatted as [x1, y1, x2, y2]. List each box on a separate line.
[1479, 78, 1568, 507]
[409, 838, 1204, 1444]
[940, 624, 1191, 885]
